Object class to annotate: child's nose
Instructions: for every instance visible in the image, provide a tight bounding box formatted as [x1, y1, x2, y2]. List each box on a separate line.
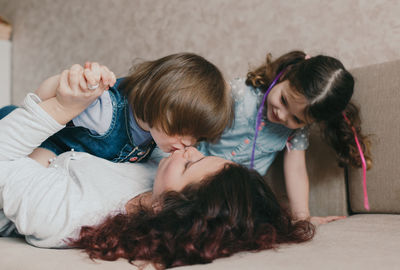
[180, 137, 196, 147]
[278, 109, 289, 124]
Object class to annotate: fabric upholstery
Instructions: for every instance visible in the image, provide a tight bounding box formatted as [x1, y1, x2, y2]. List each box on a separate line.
[1, 215, 399, 269]
[0, 1, 399, 269]
[348, 60, 400, 213]
[266, 125, 348, 217]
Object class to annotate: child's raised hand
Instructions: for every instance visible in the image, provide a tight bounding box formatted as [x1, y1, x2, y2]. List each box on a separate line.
[55, 64, 105, 116]
[84, 62, 116, 90]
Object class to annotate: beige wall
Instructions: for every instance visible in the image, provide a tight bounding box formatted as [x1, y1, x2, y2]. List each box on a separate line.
[0, 40, 11, 106]
[1, 0, 398, 216]
[0, 0, 399, 103]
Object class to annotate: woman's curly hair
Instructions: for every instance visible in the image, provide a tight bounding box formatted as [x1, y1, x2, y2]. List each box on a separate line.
[70, 164, 315, 269]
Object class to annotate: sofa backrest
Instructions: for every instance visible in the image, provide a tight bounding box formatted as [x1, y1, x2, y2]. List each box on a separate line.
[265, 125, 348, 217]
[348, 59, 400, 214]
[266, 59, 400, 216]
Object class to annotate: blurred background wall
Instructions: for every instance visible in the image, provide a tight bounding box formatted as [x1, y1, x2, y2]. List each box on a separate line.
[0, 0, 399, 103]
[0, 0, 399, 216]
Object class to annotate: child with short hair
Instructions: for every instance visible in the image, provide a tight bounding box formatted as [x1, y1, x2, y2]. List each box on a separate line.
[26, 53, 233, 166]
[198, 50, 371, 224]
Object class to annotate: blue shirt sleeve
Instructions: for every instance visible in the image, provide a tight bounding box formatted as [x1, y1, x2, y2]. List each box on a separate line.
[287, 127, 309, 151]
[72, 91, 113, 135]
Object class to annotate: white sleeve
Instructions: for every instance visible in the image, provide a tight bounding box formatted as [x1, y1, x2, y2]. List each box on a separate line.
[0, 93, 65, 161]
[72, 91, 113, 135]
[0, 93, 71, 245]
[0, 157, 75, 247]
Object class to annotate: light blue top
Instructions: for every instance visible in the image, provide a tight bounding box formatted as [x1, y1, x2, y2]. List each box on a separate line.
[198, 78, 309, 175]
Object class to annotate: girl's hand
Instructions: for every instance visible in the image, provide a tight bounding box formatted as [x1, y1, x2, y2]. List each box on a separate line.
[84, 62, 116, 90]
[310, 215, 347, 225]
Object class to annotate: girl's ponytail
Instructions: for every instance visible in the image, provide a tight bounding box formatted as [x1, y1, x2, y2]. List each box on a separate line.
[321, 102, 372, 169]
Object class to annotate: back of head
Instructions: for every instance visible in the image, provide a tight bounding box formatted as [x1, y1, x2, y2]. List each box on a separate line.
[286, 55, 354, 123]
[286, 55, 372, 168]
[71, 164, 315, 269]
[122, 53, 233, 142]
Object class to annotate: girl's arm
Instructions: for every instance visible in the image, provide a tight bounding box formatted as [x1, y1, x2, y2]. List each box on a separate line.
[283, 149, 346, 224]
[283, 149, 310, 220]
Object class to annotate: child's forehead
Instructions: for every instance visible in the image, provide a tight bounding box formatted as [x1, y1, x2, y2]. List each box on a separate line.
[154, 122, 198, 138]
[283, 81, 307, 103]
[282, 82, 313, 123]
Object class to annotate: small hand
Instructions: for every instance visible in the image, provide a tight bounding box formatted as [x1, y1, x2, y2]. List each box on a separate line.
[55, 64, 105, 116]
[84, 62, 116, 90]
[310, 215, 347, 225]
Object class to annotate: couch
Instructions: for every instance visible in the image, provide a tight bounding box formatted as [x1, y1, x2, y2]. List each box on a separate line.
[1, 59, 399, 270]
[1, 0, 400, 268]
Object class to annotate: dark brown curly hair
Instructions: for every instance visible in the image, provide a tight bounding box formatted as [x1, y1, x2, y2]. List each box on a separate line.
[70, 164, 315, 269]
[246, 51, 372, 169]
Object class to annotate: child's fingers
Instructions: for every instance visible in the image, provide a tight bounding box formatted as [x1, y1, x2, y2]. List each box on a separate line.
[100, 65, 116, 88]
[329, 216, 346, 222]
[67, 64, 88, 91]
[84, 68, 98, 89]
[70, 64, 83, 73]
[311, 215, 346, 225]
[90, 62, 101, 83]
[110, 72, 116, 87]
[100, 65, 110, 87]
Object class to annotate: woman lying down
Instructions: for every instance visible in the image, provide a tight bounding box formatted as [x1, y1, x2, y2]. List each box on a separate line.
[0, 64, 314, 269]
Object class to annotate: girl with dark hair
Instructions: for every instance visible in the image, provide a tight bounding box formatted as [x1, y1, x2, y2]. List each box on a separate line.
[0, 64, 314, 268]
[199, 50, 372, 224]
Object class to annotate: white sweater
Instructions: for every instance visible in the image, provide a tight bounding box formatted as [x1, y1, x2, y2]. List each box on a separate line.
[0, 94, 158, 248]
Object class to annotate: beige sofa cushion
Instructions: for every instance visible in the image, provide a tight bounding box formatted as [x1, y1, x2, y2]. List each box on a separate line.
[184, 214, 400, 270]
[349, 60, 400, 213]
[1, 214, 399, 269]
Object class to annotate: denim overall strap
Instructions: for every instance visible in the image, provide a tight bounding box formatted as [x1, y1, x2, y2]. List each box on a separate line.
[0, 105, 18, 120]
[39, 78, 156, 163]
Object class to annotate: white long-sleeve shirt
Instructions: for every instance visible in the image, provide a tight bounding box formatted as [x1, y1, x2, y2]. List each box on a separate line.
[0, 94, 158, 248]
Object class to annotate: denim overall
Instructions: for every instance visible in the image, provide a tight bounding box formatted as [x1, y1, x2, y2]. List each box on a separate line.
[0, 79, 156, 163]
[0, 105, 18, 120]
